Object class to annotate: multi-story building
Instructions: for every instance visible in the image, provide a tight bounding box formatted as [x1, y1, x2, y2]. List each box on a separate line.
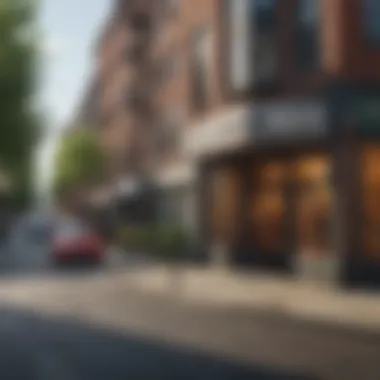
[148, 0, 199, 241]
[86, 0, 154, 214]
[72, 76, 101, 129]
[146, 0, 380, 287]
[85, 0, 380, 288]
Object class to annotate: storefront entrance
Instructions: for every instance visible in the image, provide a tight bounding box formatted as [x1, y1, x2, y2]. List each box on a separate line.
[206, 151, 334, 274]
[249, 159, 291, 269]
[208, 165, 241, 265]
[347, 143, 380, 287]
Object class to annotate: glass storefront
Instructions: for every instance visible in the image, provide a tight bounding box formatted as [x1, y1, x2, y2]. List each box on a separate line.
[360, 145, 380, 260]
[209, 167, 241, 244]
[248, 154, 332, 260]
[250, 160, 289, 254]
[294, 154, 332, 255]
[207, 153, 333, 269]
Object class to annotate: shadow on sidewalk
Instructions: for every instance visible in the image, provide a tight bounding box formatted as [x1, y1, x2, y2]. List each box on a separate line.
[0, 305, 318, 380]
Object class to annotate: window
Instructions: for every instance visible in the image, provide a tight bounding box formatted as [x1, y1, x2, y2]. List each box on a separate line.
[364, 0, 380, 44]
[250, 161, 288, 253]
[190, 27, 212, 112]
[210, 167, 241, 243]
[294, 155, 332, 254]
[253, 0, 277, 33]
[295, 0, 320, 70]
[253, 0, 277, 83]
[360, 145, 380, 259]
[226, 0, 277, 90]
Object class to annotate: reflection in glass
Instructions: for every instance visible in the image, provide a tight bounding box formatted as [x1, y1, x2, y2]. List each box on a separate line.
[295, 155, 332, 255]
[250, 161, 288, 252]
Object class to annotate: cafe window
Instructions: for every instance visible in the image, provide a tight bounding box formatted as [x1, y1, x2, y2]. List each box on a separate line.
[210, 167, 241, 243]
[363, 0, 380, 44]
[360, 145, 380, 259]
[295, 0, 320, 70]
[294, 155, 332, 254]
[250, 161, 288, 253]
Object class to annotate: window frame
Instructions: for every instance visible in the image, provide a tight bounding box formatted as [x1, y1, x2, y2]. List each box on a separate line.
[363, 0, 380, 45]
[295, 0, 320, 71]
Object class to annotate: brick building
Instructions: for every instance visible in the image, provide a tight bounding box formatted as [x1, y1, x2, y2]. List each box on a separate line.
[86, 0, 380, 287]
[147, 0, 380, 287]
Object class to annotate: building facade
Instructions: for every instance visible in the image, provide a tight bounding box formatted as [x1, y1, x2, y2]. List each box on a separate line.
[177, 0, 380, 287]
[81, 0, 380, 287]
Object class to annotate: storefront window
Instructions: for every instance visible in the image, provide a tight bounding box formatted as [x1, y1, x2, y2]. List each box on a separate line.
[210, 167, 241, 243]
[295, 155, 332, 254]
[360, 145, 380, 259]
[250, 161, 288, 252]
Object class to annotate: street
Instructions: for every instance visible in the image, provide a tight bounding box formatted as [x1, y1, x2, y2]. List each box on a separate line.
[0, 229, 379, 379]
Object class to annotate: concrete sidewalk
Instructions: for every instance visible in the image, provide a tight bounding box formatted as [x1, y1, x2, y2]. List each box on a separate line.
[122, 262, 380, 334]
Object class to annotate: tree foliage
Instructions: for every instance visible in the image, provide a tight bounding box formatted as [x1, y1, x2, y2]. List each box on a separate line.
[53, 128, 105, 199]
[0, 0, 41, 205]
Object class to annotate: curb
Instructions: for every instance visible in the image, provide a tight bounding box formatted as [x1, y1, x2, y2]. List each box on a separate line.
[123, 272, 380, 342]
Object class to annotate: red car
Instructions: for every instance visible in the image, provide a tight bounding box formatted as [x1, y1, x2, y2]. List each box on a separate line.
[52, 218, 105, 265]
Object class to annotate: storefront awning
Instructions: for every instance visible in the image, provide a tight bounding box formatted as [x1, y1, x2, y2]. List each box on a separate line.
[183, 100, 327, 159]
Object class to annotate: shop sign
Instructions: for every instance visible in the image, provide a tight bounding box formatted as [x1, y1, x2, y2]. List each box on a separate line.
[257, 100, 327, 141]
[183, 104, 256, 158]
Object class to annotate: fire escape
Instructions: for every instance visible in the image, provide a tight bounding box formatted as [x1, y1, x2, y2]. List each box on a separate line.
[120, 0, 153, 180]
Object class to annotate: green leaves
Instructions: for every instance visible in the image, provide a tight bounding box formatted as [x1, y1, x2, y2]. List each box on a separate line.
[53, 128, 106, 199]
[0, 0, 39, 206]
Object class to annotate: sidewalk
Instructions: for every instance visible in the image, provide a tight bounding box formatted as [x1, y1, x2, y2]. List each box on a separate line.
[122, 261, 380, 334]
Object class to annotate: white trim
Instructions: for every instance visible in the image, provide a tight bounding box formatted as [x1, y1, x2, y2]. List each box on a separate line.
[154, 163, 196, 188]
[183, 104, 253, 159]
[183, 100, 327, 159]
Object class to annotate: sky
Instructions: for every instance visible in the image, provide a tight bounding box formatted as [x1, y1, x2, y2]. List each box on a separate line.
[36, 0, 111, 191]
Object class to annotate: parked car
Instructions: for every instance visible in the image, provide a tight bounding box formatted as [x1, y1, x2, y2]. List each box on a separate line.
[51, 218, 105, 265]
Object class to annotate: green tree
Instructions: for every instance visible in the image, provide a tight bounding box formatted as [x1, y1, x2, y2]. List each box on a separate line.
[53, 128, 106, 200]
[0, 0, 41, 207]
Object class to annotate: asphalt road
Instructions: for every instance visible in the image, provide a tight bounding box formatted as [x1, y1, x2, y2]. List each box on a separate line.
[0, 228, 379, 379]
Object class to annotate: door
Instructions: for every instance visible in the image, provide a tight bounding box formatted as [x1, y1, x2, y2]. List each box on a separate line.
[294, 154, 333, 257]
[209, 166, 241, 246]
[250, 159, 290, 269]
[356, 144, 380, 285]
